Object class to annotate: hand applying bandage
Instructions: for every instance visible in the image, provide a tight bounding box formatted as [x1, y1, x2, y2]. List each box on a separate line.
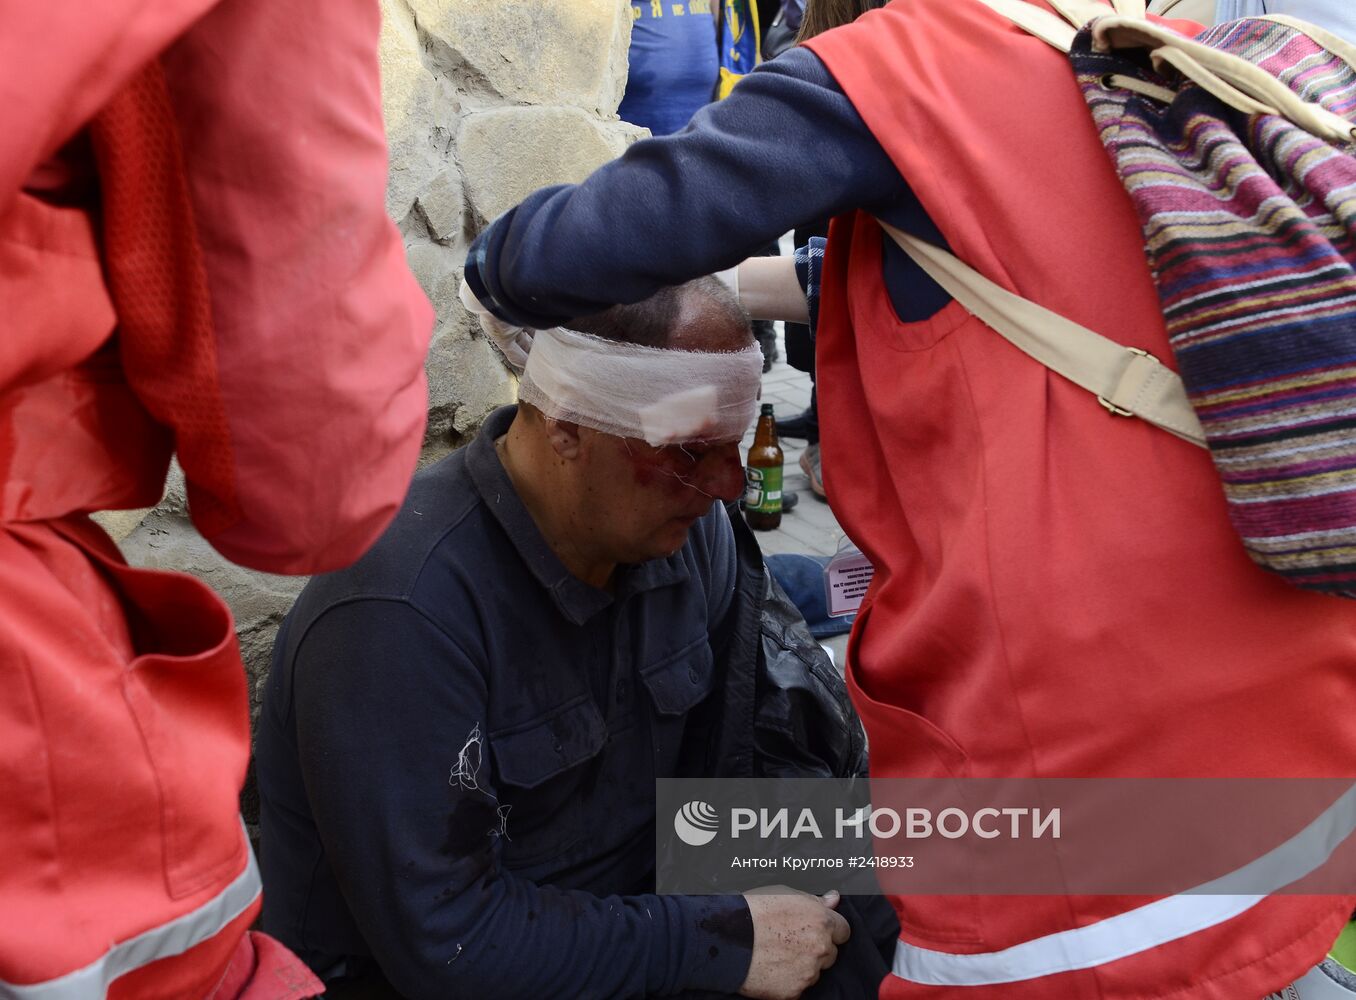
[459, 278, 535, 371]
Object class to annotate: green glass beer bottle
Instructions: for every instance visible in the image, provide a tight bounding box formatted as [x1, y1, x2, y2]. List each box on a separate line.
[744, 403, 783, 531]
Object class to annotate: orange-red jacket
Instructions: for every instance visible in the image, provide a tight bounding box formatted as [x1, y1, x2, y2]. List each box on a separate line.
[0, 1, 431, 996]
[806, 2, 1356, 997]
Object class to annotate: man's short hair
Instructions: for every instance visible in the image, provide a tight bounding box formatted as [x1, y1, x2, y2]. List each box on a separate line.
[570, 276, 751, 350]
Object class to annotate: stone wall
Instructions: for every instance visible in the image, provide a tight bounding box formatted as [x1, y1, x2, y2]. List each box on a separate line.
[97, 0, 645, 829]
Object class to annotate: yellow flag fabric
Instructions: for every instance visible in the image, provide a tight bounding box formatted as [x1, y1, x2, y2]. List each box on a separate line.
[717, 0, 760, 98]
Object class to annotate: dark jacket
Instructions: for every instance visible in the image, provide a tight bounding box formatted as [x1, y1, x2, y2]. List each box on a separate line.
[678, 506, 894, 1000]
[704, 502, 868, 782]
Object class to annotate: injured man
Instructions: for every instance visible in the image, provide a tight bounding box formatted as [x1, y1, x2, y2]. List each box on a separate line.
[255, 276, 896, 999]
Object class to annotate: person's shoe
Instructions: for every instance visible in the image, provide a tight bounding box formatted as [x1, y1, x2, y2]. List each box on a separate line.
[1270, 957, 1356, 997]
[800, 444, 826, 500]
[775, 407, 819, 441]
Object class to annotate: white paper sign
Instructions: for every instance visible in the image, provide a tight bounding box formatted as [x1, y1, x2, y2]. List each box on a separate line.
[824, 546, 874, 618]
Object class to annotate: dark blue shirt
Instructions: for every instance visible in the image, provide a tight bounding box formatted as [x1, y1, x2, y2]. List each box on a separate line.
[256, 406, 754, 999]
[464, 46, 951, 331]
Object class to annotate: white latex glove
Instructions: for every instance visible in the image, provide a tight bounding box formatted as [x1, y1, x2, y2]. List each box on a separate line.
[714, 265, 740, 299]
[459, 278, 534, 371]
[717, 258, 809, 324]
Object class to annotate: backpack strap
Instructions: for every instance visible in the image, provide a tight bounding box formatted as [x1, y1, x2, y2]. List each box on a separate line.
[976, 0, 1077, 50]
[886, 0, 1354, 447]
[976, 0, 1145, 51]
[877, 221, 1207, 448]
[974, 0, 1356, 143]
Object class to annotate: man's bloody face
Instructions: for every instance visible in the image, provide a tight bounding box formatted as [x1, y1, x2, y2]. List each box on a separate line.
[538, 286, 759, 566]
[576, 429, 747, 564]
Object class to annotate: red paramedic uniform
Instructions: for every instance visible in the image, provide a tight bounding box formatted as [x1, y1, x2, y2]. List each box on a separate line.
[804, 2, 1356, 997]
[0, 1, 431, 996]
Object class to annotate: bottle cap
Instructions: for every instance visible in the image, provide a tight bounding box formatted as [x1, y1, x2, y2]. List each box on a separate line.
[760, 403, 774, 416]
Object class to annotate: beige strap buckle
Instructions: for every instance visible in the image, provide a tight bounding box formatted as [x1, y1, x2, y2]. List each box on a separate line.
[877, 219, 1209, 448]
[1098, 347, 1157, 417]
[1098, 397, 1135, 417]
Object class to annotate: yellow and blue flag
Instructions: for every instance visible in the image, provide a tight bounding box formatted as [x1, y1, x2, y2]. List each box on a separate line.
[717, 0, 760, 98]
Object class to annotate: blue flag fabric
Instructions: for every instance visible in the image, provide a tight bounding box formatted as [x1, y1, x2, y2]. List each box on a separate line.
[618, 1, 719, 136]
[718, 0, 760, 97]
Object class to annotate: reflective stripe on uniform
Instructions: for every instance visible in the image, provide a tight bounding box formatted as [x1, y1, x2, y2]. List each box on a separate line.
[0, 831, 262, 1000]
[893, 782, 1356, 986]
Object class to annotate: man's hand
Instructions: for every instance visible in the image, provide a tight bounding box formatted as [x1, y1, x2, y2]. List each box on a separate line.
[739, 888, 851, 1000]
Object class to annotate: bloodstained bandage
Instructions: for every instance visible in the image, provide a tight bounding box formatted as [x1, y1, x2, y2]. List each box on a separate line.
[520, 326, 762, 446]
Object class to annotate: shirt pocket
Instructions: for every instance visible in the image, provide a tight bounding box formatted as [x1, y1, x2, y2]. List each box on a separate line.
[638, 635, 715, 717]
[490, 697, 607, 866]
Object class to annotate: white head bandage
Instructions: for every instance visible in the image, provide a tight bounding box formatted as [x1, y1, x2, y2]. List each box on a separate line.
[519, 326, 763, 446]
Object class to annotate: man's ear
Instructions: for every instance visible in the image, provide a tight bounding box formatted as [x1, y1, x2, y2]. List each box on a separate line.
[543, 418, 582, 459]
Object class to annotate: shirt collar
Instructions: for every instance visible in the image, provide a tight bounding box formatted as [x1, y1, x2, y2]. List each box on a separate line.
[466, 406, 690, 625]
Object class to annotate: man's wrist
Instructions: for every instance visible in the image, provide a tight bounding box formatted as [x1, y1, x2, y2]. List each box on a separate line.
[669, 894, 754, 994]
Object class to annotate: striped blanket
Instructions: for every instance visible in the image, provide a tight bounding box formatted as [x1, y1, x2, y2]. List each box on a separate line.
[1072, 17, 1356, 595]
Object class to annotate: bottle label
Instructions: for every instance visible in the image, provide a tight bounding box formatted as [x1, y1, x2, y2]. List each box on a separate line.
[744, 465, 783, 514]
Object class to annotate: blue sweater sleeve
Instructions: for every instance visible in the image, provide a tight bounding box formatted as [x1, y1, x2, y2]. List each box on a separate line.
[291, 598, 752, 999]
[465, 46, 909, 328]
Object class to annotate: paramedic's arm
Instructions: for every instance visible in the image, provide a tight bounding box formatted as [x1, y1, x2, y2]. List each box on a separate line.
[465, 47, 910, 328]
[0, 0, 220, 212]
[291, 599, 757, 1000]
[721, 257, 811, 324]
[155, 0, 431, 574]
[717, 232, 829, 329]
[5, 0, 428, 576]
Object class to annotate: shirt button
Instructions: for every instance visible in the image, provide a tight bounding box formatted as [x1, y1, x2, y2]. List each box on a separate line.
[688, 668, 699, 684]
[616, 682, 628, 702]
[552, 738, 562, 753]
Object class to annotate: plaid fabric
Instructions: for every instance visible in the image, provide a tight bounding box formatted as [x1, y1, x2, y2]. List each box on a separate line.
[793, 235, 827, 333]
[1073, 19, 1356, 596]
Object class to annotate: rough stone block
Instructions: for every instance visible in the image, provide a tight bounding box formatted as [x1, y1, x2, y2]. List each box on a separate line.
[402, 241, 516, 447]
[407, 0, 632, 115]
[380, 0, 442, 222]
[425, 317, 518, 449]
[416, 168, 465, 243]
[404, 240, 464, 320]
[91, 508, 152, 543]
[460, 106, 644, 224]
[600, 117, 652, 153]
